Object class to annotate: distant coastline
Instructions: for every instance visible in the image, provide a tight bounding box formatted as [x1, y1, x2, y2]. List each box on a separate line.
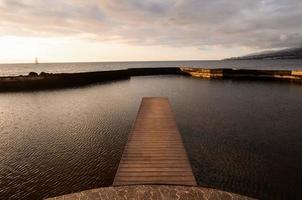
[225, 47, 302, 60]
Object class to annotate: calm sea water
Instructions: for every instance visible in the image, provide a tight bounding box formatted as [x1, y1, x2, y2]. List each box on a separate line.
[0, 75, 301, 200]
[0, 59, 302, 76]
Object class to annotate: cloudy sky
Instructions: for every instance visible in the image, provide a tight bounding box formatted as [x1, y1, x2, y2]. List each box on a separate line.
[0, 0, 301, 63]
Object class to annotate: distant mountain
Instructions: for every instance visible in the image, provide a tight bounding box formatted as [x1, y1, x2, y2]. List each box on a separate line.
[225, 47, 302, 60]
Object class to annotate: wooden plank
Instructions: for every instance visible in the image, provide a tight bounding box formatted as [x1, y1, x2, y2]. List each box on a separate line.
[113, 97, 197, 186]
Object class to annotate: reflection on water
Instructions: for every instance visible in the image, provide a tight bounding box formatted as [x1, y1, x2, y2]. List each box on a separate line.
[0, 76, 302, 199]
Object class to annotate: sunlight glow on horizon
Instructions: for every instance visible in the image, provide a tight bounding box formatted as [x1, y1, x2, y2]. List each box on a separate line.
[0, 36, 250, 63]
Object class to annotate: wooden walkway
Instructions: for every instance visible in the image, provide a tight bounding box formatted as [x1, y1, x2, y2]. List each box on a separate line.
[113, 97, 196, 186]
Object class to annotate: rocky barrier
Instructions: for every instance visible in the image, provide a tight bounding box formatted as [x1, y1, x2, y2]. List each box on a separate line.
[0, 68, 183, 91]
[0, 67, 301, 91]
[181, 67, 302, 82]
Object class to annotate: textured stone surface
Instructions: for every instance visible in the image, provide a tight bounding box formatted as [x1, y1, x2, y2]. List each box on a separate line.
[46, 185, 256, 200]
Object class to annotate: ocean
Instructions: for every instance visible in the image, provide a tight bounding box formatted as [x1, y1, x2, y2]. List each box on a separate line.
[1, 59, 302, 76]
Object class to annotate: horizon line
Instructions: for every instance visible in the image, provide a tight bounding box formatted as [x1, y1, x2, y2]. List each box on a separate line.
[0, 59, 224, 65]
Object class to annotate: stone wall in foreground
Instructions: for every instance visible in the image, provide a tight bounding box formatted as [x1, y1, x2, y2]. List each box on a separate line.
[45, 185, 255, 200]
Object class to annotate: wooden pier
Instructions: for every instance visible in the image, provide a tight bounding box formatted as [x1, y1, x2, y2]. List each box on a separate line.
[113, 97, 196, 186]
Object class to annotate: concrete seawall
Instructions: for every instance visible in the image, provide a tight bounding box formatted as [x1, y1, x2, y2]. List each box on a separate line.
[0, 67, 301, 91]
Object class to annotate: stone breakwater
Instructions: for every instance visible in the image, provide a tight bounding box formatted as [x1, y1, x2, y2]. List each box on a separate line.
[180, 67, 302, 82]
[0, 67, 301, 91]
[0, 68, 183, 91]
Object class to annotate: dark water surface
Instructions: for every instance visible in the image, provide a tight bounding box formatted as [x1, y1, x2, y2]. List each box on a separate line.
[1, 59, 302, 76]
[0, 76, 302, 199]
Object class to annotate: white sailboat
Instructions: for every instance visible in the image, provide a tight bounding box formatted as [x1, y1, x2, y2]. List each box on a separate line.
[35, 57, 39, 64]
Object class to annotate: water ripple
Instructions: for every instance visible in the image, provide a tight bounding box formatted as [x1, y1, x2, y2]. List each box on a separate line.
[0, 76, 301, 200]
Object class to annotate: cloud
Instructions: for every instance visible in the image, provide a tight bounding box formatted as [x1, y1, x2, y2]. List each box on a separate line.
[0, 0, 301, 50]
